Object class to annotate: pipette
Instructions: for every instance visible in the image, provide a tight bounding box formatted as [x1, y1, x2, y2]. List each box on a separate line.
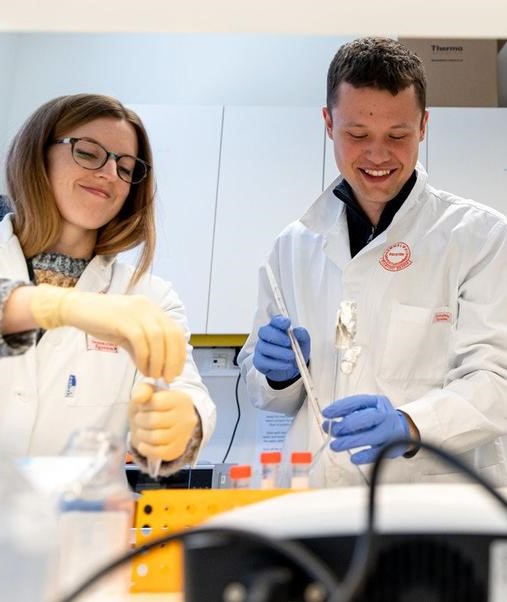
[264, 264, 325, 438]
[147, 458, 162, 480]
[146, 378, 168, 480]
[265, 264, 368, 485]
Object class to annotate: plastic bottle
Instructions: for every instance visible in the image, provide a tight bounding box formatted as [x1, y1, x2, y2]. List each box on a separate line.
[260, 451, 282, 489]
[56, 428, 135, 600]
[290, 452, 313, 489]
[0, 455, 57, 602]
[229, 465, 252, 489]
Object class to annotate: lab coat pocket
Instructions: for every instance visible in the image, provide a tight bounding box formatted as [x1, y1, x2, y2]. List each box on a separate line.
[380, 304, 452, 384]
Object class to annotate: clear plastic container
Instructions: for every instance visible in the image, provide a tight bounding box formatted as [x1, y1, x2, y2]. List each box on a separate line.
[290, 451, 313, 489]
[56, 428, 135, 600]
[229, 465, 252, 489]
[0, 456, 57, 602]
[260, 451, 282, 489]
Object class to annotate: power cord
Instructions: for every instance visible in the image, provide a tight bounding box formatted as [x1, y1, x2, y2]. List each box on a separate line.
[328, 438, 507, 602]
[55, 524, 339, 602]
[55, 438, 507, 602]
[222, 351, 242, 463]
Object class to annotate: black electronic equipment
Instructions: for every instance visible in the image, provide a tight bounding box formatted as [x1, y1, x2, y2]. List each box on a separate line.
[125, 462, 234, 491]
[183, 484, 507, 602]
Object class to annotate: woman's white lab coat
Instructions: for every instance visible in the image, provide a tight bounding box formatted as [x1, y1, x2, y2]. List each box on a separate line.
[0, 215, 216, 458]
[239, 165, 507, 487]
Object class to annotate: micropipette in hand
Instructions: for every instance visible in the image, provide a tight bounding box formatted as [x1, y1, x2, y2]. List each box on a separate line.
[264, 264, 324, 438]
[265, 263, 368, 485]
[145, 378, 169, 480]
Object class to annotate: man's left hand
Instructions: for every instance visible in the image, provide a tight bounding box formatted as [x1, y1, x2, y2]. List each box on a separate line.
[322, 394, 410, 464]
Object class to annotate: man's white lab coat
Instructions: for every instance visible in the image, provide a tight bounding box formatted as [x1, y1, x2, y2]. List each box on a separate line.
[239, 166, 507, 487]
[0, 215, 216, 458]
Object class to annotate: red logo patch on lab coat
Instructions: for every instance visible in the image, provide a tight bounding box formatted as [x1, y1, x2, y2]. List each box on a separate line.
[86, 337, 119, 353]
[433, 311, 452, 324]
[379, 242, 412, 272]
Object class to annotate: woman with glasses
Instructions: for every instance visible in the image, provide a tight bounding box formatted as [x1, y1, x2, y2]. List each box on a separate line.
[0, 93, 216, 475]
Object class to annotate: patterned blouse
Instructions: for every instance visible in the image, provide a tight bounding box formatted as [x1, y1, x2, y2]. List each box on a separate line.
[0, 252, 90, 356]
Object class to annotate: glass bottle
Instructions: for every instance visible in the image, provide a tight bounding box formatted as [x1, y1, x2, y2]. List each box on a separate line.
[290, 452, 313, 489]
[260, 451, 282, 489]
[56, 428, 135, 600]
[229, 465, 252, 489]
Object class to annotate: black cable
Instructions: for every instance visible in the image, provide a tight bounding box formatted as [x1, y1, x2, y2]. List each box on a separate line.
[55, 524, 340, 602]
[56, 438, 507, 602]
[221, 370, 242, 463]
[328, 438, 507, 602]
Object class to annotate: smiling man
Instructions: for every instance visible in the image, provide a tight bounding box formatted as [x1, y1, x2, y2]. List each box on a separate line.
[239, 37, 507, 488]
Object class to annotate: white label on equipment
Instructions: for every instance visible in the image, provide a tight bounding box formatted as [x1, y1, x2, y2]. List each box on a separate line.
[489, 539, 507, 602]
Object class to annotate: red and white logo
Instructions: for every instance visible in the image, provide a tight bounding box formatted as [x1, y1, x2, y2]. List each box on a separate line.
[433, 311, 452, 324]
[86, 337, 119, 353]
[379, 242, 412, 272]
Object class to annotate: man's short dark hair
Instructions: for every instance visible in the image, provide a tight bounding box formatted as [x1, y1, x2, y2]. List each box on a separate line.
[327, 37, 427, 113]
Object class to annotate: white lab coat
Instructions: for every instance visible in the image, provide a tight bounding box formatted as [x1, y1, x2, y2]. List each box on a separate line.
[0, 215, 216, 458]
[239, 165, 507, 487]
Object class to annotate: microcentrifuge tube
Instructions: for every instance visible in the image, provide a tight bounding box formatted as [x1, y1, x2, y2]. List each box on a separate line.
[290, 452, 312, 489]
[229, 465, 252, 489]
[260, 451, 282, 489]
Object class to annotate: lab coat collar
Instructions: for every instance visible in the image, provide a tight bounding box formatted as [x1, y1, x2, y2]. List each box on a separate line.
[300, 176, 345, 235]
[74, 254, 116, 293]
[300, 162, 428, 236]
[0, 213, 16, 247]
[299, 163, 428, 269]
[0, 214, 117, 292]
[334, 171, 417, 258]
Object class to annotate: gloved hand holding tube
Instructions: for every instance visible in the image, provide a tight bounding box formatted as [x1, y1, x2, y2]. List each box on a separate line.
[253, 315, 311, 382]
[29, 283, 186, 382]
[322, 394, 420, 464]
[129, 380, 199, 468]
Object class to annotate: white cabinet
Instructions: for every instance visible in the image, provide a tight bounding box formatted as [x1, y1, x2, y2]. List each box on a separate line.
[122, 105, 223, 332]
[426, 108, 507, 216]
[207, 106, 326, 333]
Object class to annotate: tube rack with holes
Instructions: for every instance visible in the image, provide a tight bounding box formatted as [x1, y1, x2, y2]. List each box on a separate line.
[130, 488, 291, 592]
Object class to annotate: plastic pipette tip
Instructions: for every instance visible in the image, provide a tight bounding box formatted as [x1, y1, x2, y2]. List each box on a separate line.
[147, 458, 162, 479]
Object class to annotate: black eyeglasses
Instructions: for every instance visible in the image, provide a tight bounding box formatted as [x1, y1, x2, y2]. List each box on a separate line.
[53, 137, 151, 184]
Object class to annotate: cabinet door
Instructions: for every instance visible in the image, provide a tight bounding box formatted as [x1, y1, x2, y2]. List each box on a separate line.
[426, 108, 507, 216]
[121, 105, 223, 332]
[323, 134, 428, 190]
[207, 106, 325, 334]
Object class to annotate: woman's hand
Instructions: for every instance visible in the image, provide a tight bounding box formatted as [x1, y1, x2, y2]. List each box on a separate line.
[30, 284, 186, 382]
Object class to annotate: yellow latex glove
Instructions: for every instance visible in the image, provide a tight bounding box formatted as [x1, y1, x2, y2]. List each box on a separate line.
[129, 381, 198, 461]
[30, 284, 186, 382]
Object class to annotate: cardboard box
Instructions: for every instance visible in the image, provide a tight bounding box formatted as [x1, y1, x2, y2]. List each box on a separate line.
[399, 38, 506, 107]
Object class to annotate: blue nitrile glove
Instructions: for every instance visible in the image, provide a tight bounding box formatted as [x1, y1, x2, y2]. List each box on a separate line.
[322, 394, 410, 464]
[253, 315, 311, 382]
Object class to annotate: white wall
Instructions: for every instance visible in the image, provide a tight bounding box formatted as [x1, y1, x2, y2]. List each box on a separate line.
[2, 32, 506, 188]
[0, 32, 351, 183]
[0, 34, 19, 175]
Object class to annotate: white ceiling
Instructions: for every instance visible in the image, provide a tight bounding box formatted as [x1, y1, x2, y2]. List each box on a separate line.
[1, 0, 506, 37]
